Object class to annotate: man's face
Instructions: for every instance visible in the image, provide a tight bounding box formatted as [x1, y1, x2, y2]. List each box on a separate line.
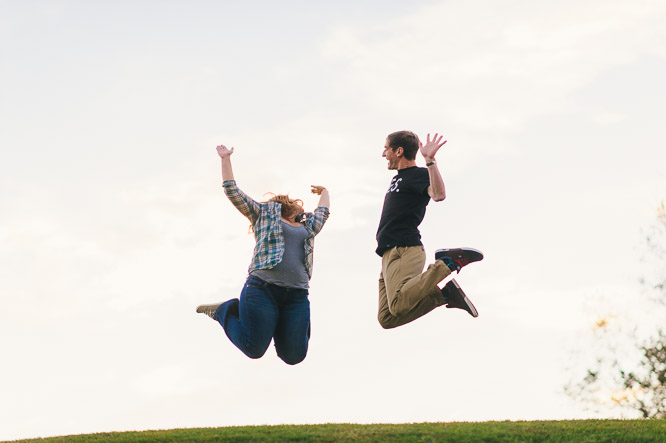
[382, 138, 400, 170]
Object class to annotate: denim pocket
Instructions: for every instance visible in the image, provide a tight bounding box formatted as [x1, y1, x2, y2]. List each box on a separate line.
[246, 276, 267, 289]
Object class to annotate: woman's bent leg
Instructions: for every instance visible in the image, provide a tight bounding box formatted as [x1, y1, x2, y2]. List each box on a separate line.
[214, 276, 278, 359]
[273, 289, 310, 365]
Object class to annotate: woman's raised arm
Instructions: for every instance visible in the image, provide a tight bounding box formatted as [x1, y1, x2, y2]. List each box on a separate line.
[216, 144, 235, 181]
[311, 185, 330, 209]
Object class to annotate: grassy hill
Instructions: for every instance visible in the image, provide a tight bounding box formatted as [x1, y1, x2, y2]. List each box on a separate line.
[13, 420, 666, 442]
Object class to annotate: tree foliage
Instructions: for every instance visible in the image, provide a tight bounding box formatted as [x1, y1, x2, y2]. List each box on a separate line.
[641, 201, 665, 303]
[566, 202, 666, 418]
[617, 330, 666, 418]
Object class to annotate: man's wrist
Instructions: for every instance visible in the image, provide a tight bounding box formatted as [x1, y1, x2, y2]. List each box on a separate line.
[425, 159, 436, 167]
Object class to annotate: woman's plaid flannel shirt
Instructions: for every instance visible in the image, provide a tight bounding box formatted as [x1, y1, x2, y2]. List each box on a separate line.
[223, 180, 330, 279]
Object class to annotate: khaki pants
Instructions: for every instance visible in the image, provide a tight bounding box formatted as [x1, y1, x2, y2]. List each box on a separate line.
[378, 246, 451, 329]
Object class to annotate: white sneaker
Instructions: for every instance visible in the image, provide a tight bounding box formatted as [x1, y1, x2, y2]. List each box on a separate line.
[196, 303, 221, 320]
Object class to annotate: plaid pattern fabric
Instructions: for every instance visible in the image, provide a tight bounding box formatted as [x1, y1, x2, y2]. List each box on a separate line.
[223, 180, 329, 279]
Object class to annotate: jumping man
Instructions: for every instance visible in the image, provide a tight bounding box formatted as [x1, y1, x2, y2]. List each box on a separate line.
[376, 130, 483, 329]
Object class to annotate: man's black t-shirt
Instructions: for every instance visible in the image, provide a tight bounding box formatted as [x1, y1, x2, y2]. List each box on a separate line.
[375, 166, 431, 256]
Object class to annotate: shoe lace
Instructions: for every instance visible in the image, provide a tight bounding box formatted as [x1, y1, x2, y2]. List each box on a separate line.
[454, 255, 470, 268]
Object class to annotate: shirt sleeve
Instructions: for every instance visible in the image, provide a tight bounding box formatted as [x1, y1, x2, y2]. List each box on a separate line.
[223, 180, 262, 223]
[417, 168, 431, 196]
[307, 206, 330, 235]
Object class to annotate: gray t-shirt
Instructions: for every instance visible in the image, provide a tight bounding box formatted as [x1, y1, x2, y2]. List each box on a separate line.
[251, 221, 310, 289]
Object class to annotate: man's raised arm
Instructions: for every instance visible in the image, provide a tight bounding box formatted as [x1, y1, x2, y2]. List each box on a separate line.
[420, 133, 447, 202]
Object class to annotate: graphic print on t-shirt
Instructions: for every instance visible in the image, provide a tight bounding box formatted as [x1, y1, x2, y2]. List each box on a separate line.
[387, 177, 403, 193]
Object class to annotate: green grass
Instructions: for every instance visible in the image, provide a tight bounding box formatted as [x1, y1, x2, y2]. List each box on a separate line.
[13, 420, 666, 443]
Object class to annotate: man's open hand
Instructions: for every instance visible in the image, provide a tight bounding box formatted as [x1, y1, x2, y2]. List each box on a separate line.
[419, 133, 447, 162]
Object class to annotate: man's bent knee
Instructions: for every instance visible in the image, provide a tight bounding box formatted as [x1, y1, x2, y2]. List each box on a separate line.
[378, 313, 399, 329]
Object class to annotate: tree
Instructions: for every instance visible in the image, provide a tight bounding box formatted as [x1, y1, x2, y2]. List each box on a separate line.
[616, 330, 666, 418]
[566, 202, 666, 418]
[641, 201, 665, 304]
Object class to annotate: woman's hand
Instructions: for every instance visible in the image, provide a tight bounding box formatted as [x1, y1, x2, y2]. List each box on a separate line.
[310, 185, 327, 195]
[216, 144, 234, 158]
[311, 185, 330, 209]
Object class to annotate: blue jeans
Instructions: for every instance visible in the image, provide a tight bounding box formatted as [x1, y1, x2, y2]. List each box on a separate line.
[214, 275, 311, 365]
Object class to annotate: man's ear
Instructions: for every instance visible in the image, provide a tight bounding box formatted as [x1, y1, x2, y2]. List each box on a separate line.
[396, 147, 404, 157]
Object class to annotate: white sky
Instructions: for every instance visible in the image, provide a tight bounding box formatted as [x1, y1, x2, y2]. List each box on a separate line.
[1, 0, 666, 440]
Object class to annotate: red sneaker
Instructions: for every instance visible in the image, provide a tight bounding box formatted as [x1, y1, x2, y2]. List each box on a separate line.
[435, 247, 483, 273]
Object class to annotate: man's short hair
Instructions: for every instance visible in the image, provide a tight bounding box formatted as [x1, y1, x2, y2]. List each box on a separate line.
[387, 130, 419, 160]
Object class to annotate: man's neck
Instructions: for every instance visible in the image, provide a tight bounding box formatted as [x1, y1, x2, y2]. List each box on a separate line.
[397, 159, 417, 170]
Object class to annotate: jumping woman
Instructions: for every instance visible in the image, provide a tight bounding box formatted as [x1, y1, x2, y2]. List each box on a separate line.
[196, 144, 330, 365]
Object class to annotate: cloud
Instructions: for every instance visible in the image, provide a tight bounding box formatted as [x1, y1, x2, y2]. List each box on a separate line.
[319, 0, 666, 136]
